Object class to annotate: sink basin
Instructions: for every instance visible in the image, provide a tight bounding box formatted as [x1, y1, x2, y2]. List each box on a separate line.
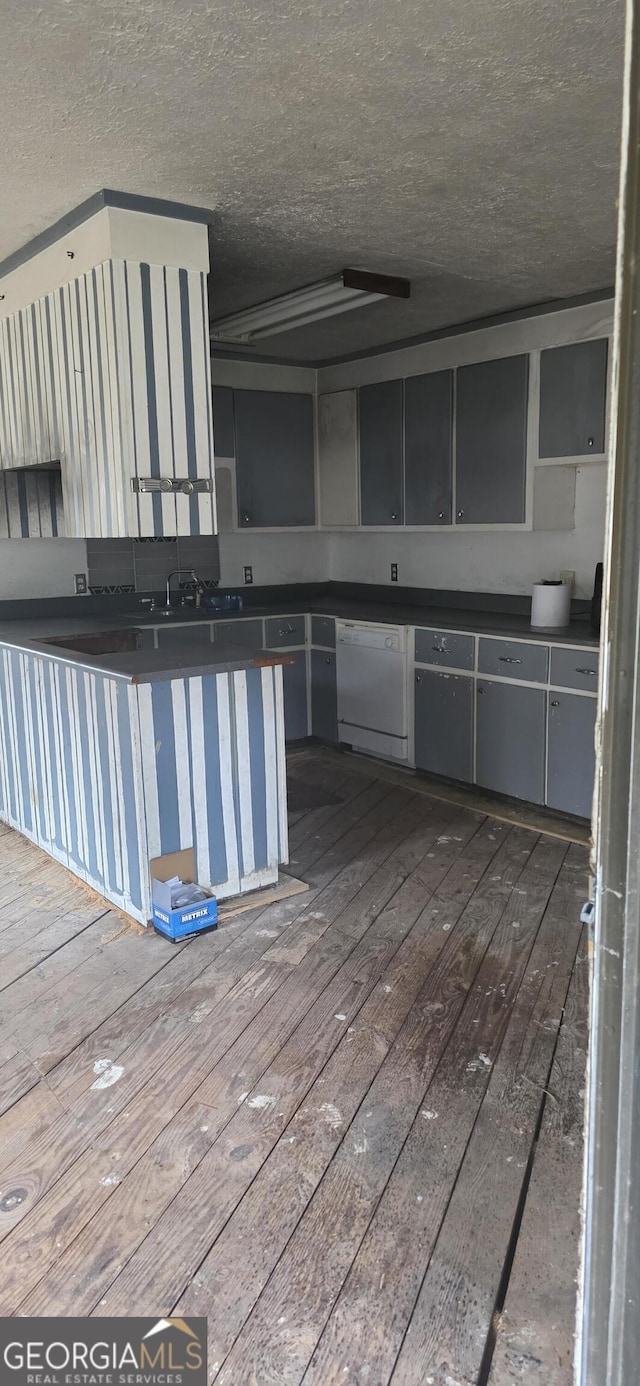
[42, 629, 141, 656]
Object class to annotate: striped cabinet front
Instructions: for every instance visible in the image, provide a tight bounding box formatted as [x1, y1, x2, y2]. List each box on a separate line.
[0, 261, 216, 538]
[134, 665, 287, 913]
[0, 647, 287, 925]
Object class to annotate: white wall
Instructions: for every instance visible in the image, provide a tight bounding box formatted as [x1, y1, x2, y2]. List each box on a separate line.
[328, 465, 606, 598]
[0, 538, 87, 599]
[218, 530, 328, 587]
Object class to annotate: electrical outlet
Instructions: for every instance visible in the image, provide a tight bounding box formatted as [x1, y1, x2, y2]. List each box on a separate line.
[243, 565, 253, 585]
[74, 573, 88, 595]
[390, 563, 398, 583]
[560, 569, 575, 594]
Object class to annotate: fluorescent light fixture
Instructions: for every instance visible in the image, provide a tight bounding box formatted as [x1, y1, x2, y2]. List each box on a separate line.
[210, 269, 410, 344]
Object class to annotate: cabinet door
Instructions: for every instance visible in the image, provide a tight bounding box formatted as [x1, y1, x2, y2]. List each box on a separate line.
[311, 650, 338, 742]
[539, 339, 608, 458]
[404, 370, 453, 524]
[547, 692, 596, 819]
[235, 390, 315, 527]
[318, 391, 359, 526]
[283, 650, 308, 741]
[212, 386, 235, 457]
[476, 679, 546, 804]
[415, 670, 473, 782]
[456, 355, 529, 524]
[359, 380, 403, 525]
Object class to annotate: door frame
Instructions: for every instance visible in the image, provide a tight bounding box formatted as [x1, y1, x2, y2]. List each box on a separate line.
[579, 1, 640, 1380]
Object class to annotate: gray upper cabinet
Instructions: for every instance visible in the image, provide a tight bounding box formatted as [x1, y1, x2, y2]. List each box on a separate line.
[212, 386, 235, 458]
[539, 339, 608, 458]
[476, 679, 546, 804]
[456, 355, 529, 524]
[404, 370, 453, 524]
[359, 379, 403, 525]
[234, 390, 315, 527]
[547, 692, 596, 819]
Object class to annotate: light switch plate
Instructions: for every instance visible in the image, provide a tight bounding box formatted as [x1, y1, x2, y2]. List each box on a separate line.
[560, 569, 576, 593]
[243, 566, 253, 585]
[74, 573, 88, 595]
[391, 563, 398, 582]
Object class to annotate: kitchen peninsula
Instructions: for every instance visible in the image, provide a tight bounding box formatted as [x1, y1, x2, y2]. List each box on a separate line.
[0, 619, 290, 925]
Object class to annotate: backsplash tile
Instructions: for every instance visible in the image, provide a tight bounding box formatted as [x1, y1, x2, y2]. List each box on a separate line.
[86, 534, 220, 594]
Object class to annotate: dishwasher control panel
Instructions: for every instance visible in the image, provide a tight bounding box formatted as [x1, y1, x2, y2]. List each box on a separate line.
[336, 623, 406, 653]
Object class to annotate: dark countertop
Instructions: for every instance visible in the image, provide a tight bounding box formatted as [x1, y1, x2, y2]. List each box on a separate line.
[186, 596, 598, 646]
[0, 591, 598, 682]
[0, 618, 292, 683]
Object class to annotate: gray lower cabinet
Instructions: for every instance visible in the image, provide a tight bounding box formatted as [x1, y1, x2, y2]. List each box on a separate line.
[547, 693, 597, 818]
[404, 370, 453, 524]
[234, 390, 315, 527]
[539, 339, 608, 458]
[283, 650, 308, 741]
[476, 679, 546, 804]
[456, 355, 529, 524]
[359, 379, 403, 525]
[155, 622, 212, 649]
[311, 650, 337, 742]
[415, 669, 474, 782]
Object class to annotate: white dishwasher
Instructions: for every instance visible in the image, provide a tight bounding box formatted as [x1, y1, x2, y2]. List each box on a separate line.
[336, 622, 408, 762]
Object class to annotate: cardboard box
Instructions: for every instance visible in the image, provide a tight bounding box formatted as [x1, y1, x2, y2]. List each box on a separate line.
[150, 847, 218, 941]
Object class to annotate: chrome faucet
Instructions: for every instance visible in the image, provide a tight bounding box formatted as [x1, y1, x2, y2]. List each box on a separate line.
[165, 569, 201, 610]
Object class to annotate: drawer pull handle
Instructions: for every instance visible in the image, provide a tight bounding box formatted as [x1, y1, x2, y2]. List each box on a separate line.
[551, 700, 560, 707]
[278, 624, 295, 636]
[325, 657, 331, 665]
[416, 674, 421, 683]
[575, 667, 597, 676]
[432, 645, 446, 654]
[498, 656, 523, 665]
[478, 686, 485, 695]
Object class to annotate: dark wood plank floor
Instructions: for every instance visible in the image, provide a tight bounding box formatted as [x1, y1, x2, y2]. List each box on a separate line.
[0, 748, 589, 1386]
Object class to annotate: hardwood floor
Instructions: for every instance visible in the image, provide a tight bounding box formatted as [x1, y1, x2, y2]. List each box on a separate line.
[0, 748, 589, 1386]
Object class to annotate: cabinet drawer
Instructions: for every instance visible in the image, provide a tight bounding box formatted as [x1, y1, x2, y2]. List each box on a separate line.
[156, 622, 212, 649]
[415, 628, 474, 670]
[265, 614, 306, 648]
[213, 618, 263, 648]
[478, 638, 548, 684]
[311, 615, 336, 649]
[549, 646, 599, 692]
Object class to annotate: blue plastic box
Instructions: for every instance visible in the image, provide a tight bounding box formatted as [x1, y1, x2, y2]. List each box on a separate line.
[150, 848, 218, 941]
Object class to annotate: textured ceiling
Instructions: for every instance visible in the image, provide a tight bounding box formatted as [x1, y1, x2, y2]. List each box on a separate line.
[0, 0, 624, 362]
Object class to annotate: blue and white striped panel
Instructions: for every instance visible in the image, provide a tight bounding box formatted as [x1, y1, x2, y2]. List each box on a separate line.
[109, 260, 215, 539]
[135, 664, 286, 904]
[0, 646, 144, 920]
[0, 261, 215, 539]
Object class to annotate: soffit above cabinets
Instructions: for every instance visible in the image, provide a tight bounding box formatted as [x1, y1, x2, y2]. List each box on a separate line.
[0, 194, 217, 539]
